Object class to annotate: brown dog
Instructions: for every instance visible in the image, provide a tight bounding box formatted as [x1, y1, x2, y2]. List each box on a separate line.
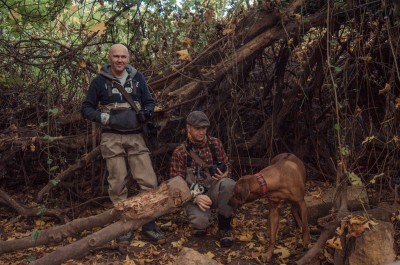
[229, 153, 310, 262]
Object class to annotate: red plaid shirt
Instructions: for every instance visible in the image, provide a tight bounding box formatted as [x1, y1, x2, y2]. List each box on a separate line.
[169, 136, 231, 179]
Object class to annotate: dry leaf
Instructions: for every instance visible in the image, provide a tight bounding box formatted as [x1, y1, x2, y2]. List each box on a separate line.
[70, 4, 78, 13]
[326, 236, 342, 250]
[273, 245, 291, 259]
[9, 9, 21, 20]
[237, 232, 253, 241]
[124, 255, 136, 265]
[176, 49, 191, 61]
[378, 83, 391, 94]
[35, 220, 45, 228]
[141, 38, 149, 53]
[89, 21, 106, 36]
[181, 38, 193, 47]
[395, 97, 400, 109]
[204, 8, 214, 24]
[362, 135, 376, 144]
[79, 60, 86, 68]
[130, 240, 147, 247]
[205, 251, 215, 259]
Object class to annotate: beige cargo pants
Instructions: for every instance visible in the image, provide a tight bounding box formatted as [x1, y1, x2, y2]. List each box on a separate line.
[100, 132, 157, 204]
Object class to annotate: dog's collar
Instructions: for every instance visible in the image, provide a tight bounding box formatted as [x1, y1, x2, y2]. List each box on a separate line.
[255, 173, 267, 196]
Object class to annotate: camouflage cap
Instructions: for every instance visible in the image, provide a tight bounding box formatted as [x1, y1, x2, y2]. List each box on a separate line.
[186, 111, 210, 127]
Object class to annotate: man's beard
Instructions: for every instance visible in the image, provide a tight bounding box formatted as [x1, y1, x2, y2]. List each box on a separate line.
[188, 134, 206, 145]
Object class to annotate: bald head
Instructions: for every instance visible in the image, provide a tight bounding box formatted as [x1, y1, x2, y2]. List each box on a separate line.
[109, 44, 129, 55]
[108, 44, 130, 77]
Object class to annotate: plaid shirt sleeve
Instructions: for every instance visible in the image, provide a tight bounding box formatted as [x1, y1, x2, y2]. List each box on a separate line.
[169, 144, 188, 179]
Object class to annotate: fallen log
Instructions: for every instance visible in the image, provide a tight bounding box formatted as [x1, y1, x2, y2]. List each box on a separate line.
[0, 176, 190, 265]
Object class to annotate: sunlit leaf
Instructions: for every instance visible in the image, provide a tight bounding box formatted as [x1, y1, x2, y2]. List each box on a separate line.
[70, 4, 78, 13]
[9, 9, 22, 21]
[79, 60, 86, 68]
[176, 49, 191, 61]
[141, 38, 149, 53]
[205, 251, 215, 259]
[35, 220, 45, 228]
[89, 21, 106, 36]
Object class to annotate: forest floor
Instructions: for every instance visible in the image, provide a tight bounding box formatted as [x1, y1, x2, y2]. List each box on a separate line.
[0, 181, 398, 265]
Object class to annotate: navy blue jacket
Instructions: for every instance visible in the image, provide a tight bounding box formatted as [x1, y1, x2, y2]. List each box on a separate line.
[81, 64, 155, 125]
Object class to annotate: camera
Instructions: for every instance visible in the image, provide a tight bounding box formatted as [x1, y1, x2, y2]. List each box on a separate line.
[208, 161, 227, 176]
[138, 109, 153, 123]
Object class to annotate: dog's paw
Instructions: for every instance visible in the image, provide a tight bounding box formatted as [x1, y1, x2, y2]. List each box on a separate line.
[262, 248, 274, 263]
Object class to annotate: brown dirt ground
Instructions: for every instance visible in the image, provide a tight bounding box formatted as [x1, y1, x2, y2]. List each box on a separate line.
[1, 180, 398, 265]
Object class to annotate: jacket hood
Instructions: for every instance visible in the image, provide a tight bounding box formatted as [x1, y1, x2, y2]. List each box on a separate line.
[99, 64, 138, 80]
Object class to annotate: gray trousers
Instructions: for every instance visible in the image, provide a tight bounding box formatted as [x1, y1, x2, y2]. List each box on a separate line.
[186, 177, 236, 230]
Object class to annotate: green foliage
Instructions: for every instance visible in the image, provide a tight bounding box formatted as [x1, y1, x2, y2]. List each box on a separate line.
[25, 255, 36, 262]
[37, 205, 47, 215]
[50, 179, 61, 186]
[346, 171, 362, 186]
[31, 230, 41, 243]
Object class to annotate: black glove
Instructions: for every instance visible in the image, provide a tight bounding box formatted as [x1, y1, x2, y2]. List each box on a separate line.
[138, 109, 153, 123]
[145, 121, 158, 136]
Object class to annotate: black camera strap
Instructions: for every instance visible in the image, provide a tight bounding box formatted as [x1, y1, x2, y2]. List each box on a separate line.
[111, 79, 160, 152]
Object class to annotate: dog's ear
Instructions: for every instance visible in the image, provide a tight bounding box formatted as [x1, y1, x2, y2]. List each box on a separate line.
[237, 179, 251, 205]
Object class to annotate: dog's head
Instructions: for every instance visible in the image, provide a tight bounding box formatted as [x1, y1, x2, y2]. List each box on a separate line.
[229, 175, 260, 209]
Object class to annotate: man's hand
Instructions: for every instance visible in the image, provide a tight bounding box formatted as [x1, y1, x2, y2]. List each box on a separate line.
[100, 113, 110, 125]
[194, 194, 212, 212]
[211, 167, 228, 181]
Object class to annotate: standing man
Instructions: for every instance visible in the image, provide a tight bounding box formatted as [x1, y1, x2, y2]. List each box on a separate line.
[81, 44, 165, 245]
[169, 111, 235, 247]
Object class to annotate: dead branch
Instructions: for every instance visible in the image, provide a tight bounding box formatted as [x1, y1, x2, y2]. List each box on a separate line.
[0, 189, 68, 223]
[36, 146, 101, 202]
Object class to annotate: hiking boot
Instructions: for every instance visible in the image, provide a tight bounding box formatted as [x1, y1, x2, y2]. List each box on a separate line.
[141, 227, 166, 245]
[192, 228, 207, 237]
[219, 230, 233, 247]
[116, 231, 133, 245]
